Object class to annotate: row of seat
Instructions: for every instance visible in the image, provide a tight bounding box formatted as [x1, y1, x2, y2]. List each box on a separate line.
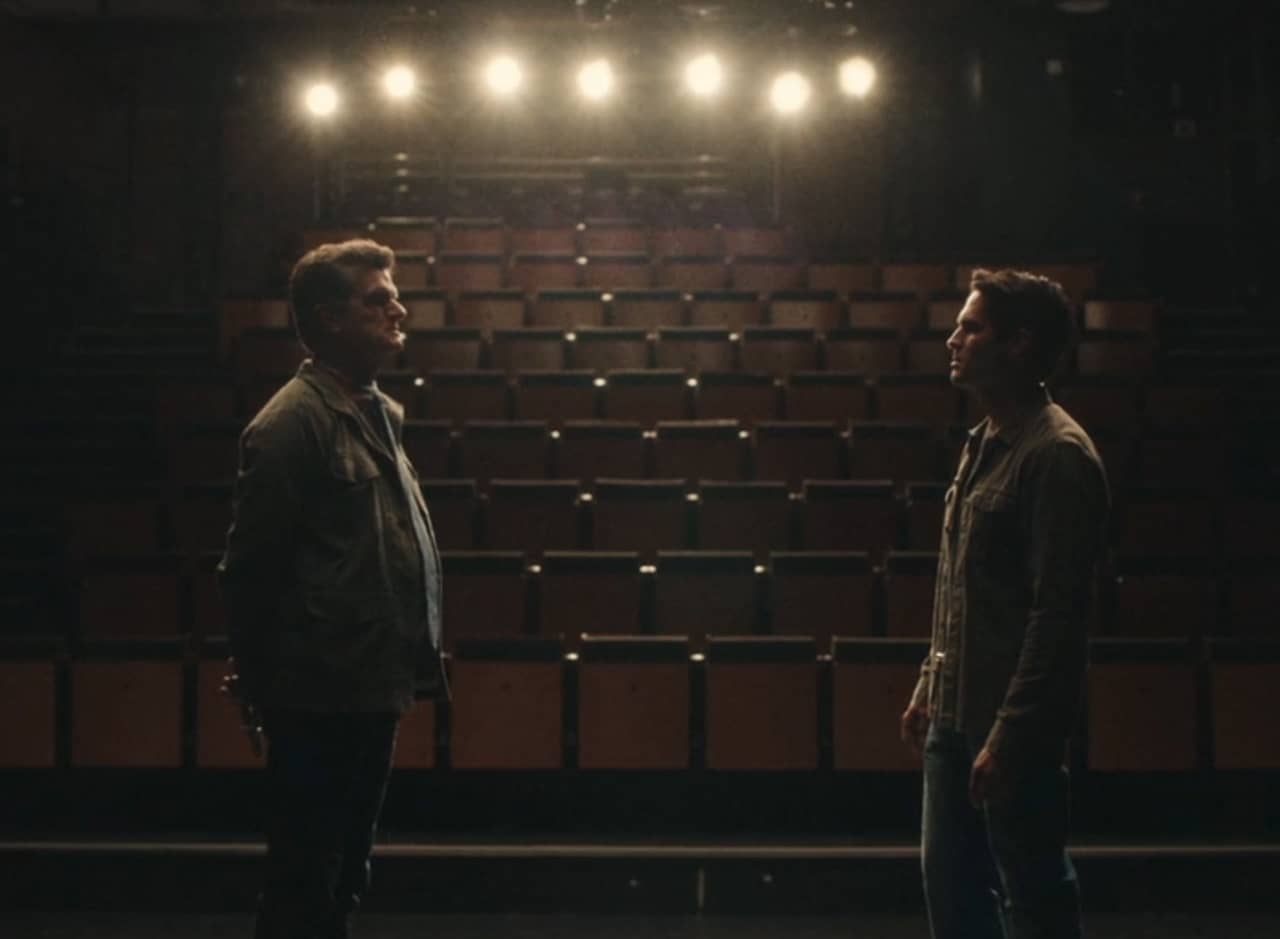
[304, 222, 1102, 293]
[61, 471, 1277, 560]
[229, 325, 1158, 386]
[27, 546, 1277, 644]
[157, 416, 1246, 496]
[77, 363, 1238, 442]
[2, 635, 1275, 772]
[220, 290, 1156, 354]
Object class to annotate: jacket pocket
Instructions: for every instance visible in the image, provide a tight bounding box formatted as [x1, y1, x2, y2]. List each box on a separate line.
[964, 487, 1019, 572]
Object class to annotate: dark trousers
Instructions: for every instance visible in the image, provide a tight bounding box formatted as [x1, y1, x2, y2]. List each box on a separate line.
[922, 725, 1082, 939]
[255, 710, 399, 939]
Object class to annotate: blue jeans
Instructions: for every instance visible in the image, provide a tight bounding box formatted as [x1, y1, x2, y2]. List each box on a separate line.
[922, 724, 1081, 939]
[255, 711, 399, 939]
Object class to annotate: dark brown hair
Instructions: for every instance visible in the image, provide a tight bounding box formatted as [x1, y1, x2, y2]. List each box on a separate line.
[288, 239, 395, 351]
[969, 268, 1077, 382]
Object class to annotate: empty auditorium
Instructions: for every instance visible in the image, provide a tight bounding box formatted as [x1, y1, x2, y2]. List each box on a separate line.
[1, 1, 1277, 937]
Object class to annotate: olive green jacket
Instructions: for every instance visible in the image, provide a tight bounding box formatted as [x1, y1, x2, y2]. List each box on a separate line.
[911, 391, 1110, 765]
[219, 360, 445, 714]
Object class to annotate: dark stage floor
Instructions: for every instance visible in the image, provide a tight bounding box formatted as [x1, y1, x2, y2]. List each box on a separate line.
[7, 912, 1280, 939]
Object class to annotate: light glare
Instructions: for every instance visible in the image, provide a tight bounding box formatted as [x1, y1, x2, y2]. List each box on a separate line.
[383, 65, 416, 99]
[577, 59, 615, 101]
[685, 53, 723, 97]
[770, 71, 811, 115]
[839, 57, 876, 98]
[484, 55, 524, 97]
[304, 83, 339, 118]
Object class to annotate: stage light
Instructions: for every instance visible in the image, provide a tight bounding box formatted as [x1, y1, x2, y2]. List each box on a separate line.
[769, 71, 811, 115]
[838, 57, 876, 98]
[577, 59, 615, 102]
[684, 53, 723, 98]
[484, 55, 524, 97]
[304, 82, 339, 118]
[383, 65, 416, 100]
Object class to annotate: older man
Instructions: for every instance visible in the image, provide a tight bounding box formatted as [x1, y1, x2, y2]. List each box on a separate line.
[901, 269, 1109, 939]
[220, 240, 445, 939]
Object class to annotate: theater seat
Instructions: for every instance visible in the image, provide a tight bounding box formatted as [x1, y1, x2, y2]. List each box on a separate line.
[832, 637, 928, 771]
[513, 371, 598, 427]
[653, 551, 759, 647]
[769, 552, 874, 647]
[423, 371, 509, 425]
[531, 290, 607, 329]
[1086, 638, 1198, 772]
[454, 290, 527, 335]
[0, 637, 61, 768]
[77, 555, 185, 639]
[602, 370, 689, 426]
[442, 218, 505, 254]
[555, 421, 646, 483]
[420, 479, 478, 550]
[70, 639, 185, 768]
[577, 635, 691, 770]
[690, 290, 765, 330]
[448, 637, 564, 770]
[570, 328, 651, 374]
[404, 327, 486, 373]
[491, 328, 568, 375]
[509, 253, 580, 291]
[704, 636, 819, 771]
[807, 262, 876, 295]
[655, 327, 735, 375]
[824, 328, 902, 376]
[401, 420, 454, 479]
[694, 372, 779, 427]
[537, 550, 643, 642]
[457, 421, 551, 487]
[695, 481, 793, 559]
[654, 420, 747, 484]
[483, 479, 583, 557]
[435, 254, 505, 292]
[800, 480, 900, 560]
[784, 372, 871, 425]
[440, 551, 528, 648]
[753, 421, 845, 488]
[1109, 556, 1220, 638]
[609, 289, 684, 329]
[883, 551, 938, 638]
[1208, 638, 1280, 769]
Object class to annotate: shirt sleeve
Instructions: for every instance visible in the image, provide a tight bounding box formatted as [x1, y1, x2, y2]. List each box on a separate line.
[984, 439, 1109, 763]
[217, 410, 313, 696]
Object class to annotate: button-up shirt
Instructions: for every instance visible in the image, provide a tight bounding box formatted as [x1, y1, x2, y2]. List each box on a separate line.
[910, 388, 1109, 764]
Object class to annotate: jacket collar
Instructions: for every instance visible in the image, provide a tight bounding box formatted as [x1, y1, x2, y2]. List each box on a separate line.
[968, 384, 1053, 452]
[296, 359, 398, 465]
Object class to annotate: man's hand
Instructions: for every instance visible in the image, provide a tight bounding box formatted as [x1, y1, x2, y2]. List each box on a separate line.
[221, 657, 264, 757]
[900, 702, 930, 757]
[968, 745, 1010, 808]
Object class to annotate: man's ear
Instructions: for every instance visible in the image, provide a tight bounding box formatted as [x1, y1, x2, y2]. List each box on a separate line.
[1009, 326, 1034, 364]
[316, 303, 344, 335]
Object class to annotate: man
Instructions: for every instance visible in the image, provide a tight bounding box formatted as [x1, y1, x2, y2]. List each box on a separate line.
[900, 269, 1109, 939]
[219, 239, 445, 939]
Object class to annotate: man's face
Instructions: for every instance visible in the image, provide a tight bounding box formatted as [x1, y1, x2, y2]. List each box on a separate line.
[330, 266, 407, 369]
[946, 290, 1010, 390]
